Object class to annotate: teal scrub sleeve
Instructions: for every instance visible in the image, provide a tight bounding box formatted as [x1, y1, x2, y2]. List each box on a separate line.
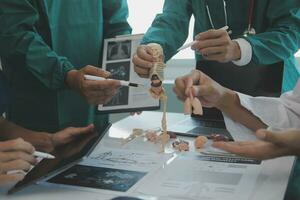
[102, 0, 132, 38]
[0, 0, 75, 90]
[141, 0, 193, 61]
[245, 4, 300, 66]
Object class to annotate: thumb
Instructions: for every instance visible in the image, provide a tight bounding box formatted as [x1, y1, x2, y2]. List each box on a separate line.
[256, 129, 283, 145]
[83, 65, 111, 78]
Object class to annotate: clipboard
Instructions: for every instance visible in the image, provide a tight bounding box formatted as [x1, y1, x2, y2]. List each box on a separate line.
[97, 34, 160, 114]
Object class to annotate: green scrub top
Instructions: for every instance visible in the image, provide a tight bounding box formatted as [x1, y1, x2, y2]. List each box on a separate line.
[142, 0, 300, 92]
[0, 0, 132, 132]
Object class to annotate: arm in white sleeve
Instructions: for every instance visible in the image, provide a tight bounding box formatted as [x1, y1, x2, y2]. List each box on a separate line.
[223, 80, 300, 140]
[232, 38, 252, 66]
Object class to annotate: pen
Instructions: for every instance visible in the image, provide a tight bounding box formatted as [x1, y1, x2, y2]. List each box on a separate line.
[177, 25, 229, 51]
[84, 75, 144, 88]
[33, 151, 55, 159]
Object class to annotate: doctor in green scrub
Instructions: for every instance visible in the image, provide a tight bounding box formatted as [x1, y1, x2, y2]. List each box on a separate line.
[0, 0, 132, 132]
[133, 0, 300, 92]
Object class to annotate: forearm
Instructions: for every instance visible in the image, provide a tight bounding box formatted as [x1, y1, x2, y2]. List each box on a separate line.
[0, 118, 53, 151]
[217, 90, 267, 131]
[0, 0, 75, 89]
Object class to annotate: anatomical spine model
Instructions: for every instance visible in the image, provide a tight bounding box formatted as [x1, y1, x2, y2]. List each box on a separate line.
[147, 43, 169, 152]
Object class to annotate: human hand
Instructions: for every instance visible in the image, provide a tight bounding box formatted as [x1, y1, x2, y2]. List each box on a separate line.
[50, 124, 94, 149]
[173, 70, 231, 108]
[133, 45, 155, 78]
[0, 138, 36, 186]
[192, 29, 241, 63]
[212, 129, 300, 160]
[65, 65, 121, 105]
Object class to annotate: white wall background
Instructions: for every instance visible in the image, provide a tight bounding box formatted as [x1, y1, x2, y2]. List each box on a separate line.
[127, 0, 300, 62]
[127, 0, 195, 60]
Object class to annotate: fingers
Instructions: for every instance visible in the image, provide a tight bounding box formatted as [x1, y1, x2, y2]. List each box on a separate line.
[212, 142, 244, 154]
[256, 129, 290, 146]
[137, 45, 154, 62]
[200, 47, 225, 57]
[174, 77, 187, 100]
[212, 141, 261, 158]
[65, 66, 120, 106]
[82, 65, 111, 78]
[195, 29, 228, 41]
[0, 151, 36, 165]
[192, 37, 228, 51]
[174, 70, 202, 98]
[0, 173, 25, 186]
[65, 124, 95, 137]
[51, 124, 95, 147]
[133, 55, 153, 77]
[133, 45, 155, 77]
[133, 54, 154, 70]
[192, 29, 237, 63]
[0, 159, 32, 173]
[0, 138, 35, 154]
[84, 79, 120, 91]
[256, 129, 300, 149]
[184, 76, 194, 97]
[81, 79, 120, 105]
[212, 140, 291, 160]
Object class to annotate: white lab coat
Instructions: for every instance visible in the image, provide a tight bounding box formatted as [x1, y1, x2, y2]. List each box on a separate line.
[223, 80, 300, 141]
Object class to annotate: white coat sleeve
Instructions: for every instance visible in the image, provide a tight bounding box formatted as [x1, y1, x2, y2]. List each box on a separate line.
[222, 80, 300, 141]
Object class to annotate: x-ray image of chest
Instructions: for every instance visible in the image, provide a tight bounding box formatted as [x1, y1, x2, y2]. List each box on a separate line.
[104, 87, 129, 107]
[107, 40, 131, 61]
[106, 61, 130, 81]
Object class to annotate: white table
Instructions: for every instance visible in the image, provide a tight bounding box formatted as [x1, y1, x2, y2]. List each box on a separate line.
[0, 112, 295, 200]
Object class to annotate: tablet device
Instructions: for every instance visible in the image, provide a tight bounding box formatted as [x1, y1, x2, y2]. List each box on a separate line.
[8, 123, 112, 195]
[168, 115, 233, 140]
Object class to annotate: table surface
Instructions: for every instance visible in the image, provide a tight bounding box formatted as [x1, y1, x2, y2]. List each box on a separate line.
[0, 112, 295, 200]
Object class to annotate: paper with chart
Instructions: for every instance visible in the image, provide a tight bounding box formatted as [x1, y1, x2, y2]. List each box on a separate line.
[137, 155, 262, 200]
[86, 147, 171, 172]
[48, 148, 171, 194]
[98, 34, 159, 113]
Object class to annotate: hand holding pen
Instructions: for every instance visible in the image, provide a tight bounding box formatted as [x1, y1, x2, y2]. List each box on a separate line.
[0, 138, 53, 186]
[190, 26, 241, 63]
[177, 26, 229, 51]
[65, 65, 121, 105]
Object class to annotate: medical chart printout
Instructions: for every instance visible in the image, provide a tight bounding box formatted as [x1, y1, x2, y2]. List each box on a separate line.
[97, 35, 159, 113]
[137, 154, 262, 200]
[47, 147, 171, 195]
[47, 146, 261, 199]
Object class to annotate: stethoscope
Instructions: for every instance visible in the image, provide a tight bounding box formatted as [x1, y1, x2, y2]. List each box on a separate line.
[205, 0, 256, 36]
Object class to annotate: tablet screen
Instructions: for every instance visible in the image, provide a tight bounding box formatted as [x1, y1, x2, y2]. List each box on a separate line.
[8, 123, 111, 194]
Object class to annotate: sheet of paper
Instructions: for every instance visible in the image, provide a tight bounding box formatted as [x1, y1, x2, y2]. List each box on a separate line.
[45, 148, 172, 196]
[98, 35, 159, 112]
[85, 147, 172, 172]
[137, 155, 261, 200]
